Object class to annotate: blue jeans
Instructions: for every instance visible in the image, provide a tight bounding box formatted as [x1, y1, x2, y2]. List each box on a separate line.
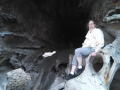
[72, 47, 95, 66]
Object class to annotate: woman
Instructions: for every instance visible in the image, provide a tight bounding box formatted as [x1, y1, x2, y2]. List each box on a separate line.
[65, 20, 104, 80]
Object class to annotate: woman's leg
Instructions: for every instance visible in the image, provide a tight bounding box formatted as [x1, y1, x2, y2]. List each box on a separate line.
[70, 56, 82, 74]
[72, 47, 94, 72]
[65, 47, 94, 80]
[75, 47, 94, 67]
[69, 48, 83, 75]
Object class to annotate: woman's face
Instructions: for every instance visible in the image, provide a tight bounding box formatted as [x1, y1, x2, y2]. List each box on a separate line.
[88, 20, 95, 30]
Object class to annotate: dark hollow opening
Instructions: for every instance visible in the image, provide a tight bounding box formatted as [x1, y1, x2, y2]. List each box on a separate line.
[93, 56, 103, 72]
[29, 0, 91, 48]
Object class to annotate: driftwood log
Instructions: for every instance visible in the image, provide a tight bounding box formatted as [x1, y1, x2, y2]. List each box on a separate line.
[50, 37, 120, 90]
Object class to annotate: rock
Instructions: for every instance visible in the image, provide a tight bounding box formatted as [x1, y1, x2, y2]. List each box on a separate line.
[7, 68, 31, 90]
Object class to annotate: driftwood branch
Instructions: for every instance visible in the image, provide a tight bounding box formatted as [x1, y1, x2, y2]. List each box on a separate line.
[50, 37, 120, 90]
[103, 4, 120, 22]
[49, 82, 66, 90]
[32, 70, 44, 90]
[65, 54, 73, 75]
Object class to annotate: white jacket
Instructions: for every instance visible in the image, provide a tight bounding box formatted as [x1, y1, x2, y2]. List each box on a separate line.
[82, 28, 104, 52]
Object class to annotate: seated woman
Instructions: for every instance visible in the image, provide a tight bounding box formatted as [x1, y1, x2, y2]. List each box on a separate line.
[65, 20, 104, 80]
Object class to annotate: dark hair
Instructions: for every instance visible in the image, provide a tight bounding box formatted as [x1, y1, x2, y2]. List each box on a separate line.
[87, 19, 97, 29]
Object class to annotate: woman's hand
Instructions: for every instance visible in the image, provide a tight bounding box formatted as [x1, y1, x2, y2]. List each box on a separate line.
[91, 51, 97, 57]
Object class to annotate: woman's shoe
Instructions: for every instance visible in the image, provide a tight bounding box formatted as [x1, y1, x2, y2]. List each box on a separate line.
[65, 74, 76, 80]
[76, 66, 85, 76]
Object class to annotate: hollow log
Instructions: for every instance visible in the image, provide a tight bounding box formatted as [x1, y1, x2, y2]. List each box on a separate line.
[50, 38, 120, 90]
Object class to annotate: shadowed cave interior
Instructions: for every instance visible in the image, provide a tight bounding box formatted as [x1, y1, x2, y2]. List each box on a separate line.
[29, 0, 90, 48]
